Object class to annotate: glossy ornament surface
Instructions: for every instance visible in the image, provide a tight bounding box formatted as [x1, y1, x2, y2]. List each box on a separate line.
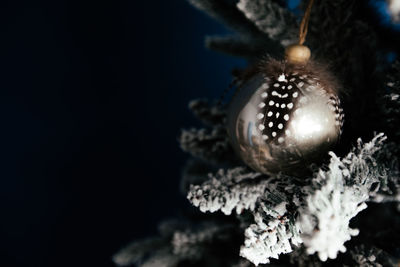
[227, 66, 343, 176]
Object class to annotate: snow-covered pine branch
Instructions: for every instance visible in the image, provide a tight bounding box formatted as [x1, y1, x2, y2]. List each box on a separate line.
[187, 167, 264, 215]
[180, 126, 233, 164]
[187, 133, 392, 264]
[299, 134, 388, 261]
[236, 0, 297, 46]
[240, 202, 302, 265]
[113, 220, 239, 267]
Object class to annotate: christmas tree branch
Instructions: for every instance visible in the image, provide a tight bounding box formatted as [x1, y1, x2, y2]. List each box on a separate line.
[236, 0, 298, 46]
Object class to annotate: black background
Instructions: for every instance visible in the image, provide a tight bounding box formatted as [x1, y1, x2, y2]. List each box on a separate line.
[0, 1, 243, 266]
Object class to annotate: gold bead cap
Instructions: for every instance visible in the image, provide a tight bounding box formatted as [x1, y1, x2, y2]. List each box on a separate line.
[285, 44, 311, 64]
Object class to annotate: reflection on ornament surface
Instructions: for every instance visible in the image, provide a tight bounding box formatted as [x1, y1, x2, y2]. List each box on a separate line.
[227, 65, 343, 176]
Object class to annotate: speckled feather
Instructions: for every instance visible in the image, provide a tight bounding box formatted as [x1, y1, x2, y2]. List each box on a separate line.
[252, 59, 344, 144]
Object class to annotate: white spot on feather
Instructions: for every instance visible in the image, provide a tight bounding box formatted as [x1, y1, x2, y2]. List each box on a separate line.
[278, 74, 286, 82]
[284, 114, 289, 121]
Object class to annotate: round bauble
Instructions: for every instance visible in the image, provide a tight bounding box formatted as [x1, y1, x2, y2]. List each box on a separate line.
[227, 59, 344, 176]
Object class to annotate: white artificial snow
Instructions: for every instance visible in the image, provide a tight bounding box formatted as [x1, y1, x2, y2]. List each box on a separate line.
[236, 0, 297, 46]
[240, 203, 302, 266]
[299, 134, 388, 261]
[187, 168, 265, 215]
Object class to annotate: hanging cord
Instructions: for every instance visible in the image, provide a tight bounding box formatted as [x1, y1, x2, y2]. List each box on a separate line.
[298, 0, 315, 45]
[222, 0, 314, 107]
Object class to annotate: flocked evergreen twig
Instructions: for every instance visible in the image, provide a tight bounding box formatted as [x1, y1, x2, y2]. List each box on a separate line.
[388, 0, 400, 22]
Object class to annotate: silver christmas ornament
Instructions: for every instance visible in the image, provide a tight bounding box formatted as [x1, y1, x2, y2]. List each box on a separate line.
[227, 60, 344, 176]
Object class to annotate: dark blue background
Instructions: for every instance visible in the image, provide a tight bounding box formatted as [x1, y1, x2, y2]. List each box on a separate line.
[0, 0, 243, 266]
[0, 0, 398, 266]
